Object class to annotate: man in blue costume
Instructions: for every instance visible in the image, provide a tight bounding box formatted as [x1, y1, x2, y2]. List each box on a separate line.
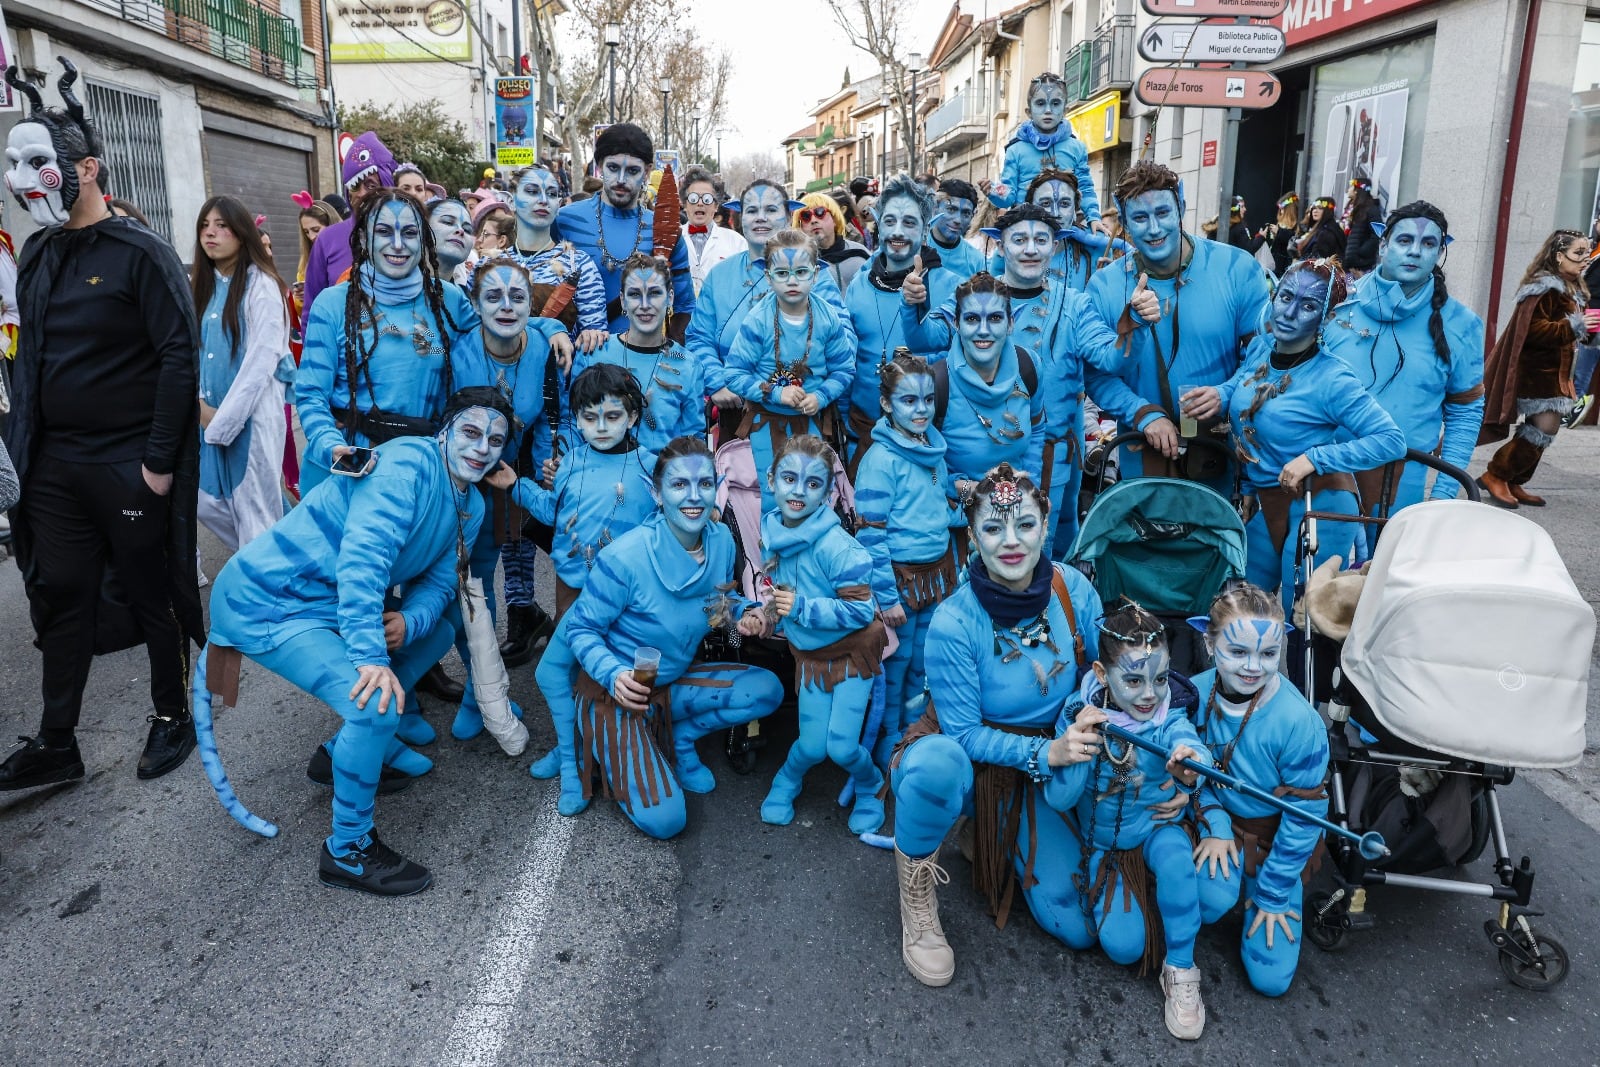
[927, 179, 986, 280]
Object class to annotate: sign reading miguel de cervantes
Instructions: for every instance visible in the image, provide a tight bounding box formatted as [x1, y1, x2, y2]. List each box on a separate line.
[1137, 21, 1287, 63]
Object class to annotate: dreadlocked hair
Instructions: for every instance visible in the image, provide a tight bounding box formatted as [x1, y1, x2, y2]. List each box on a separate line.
[1096, 598, 1166, 662]
[652, 435, 714, 488]
[1283, 256, 1350, 319]
[1205, 580, 1284, 645]
[878, 348, 933, 408]
[342, 191, 460, 422]
[995, 202, 1060, 236]
[954, 270, 1012, 314]
[963, 461, 1050, 525]
[1383, 201, 1455, 366]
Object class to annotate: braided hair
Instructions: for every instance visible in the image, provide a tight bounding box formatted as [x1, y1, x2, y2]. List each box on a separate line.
[963, 461, 1051, 524]
[878, 348, 934, 409]
[342, 190, 461, 422]
[1096, 597, 1167, 663]
[1381, 201, 1455, 366]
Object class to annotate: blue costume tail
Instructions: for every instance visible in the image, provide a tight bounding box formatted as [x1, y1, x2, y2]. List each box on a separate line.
[192, 645, 279, 839]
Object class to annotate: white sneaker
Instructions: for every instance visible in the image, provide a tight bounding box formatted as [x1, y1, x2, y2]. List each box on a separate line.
[1160, 962, 1205, 1040]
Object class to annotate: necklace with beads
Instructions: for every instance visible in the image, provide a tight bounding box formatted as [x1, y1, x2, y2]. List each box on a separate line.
[593, 196, 649, 272]
[766, 302, 814, 390]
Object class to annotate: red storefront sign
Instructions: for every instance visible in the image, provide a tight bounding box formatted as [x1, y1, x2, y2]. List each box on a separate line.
[1202, 140, 1218, 166]
[1276, 0, 1438, 47]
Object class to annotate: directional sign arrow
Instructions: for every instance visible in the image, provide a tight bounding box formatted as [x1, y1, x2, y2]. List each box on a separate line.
[1134, 67, 1282, 110]
[1136, 20, 1287, 63]
[1144, 28, 1164, 51]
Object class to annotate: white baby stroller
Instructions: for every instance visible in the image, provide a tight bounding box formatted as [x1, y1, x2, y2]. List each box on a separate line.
[1298, 453, 1588, 990]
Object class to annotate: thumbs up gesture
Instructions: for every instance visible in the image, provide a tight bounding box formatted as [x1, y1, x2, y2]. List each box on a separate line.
[1129, 272, 1161, 324]
[902, 253, 928, 307]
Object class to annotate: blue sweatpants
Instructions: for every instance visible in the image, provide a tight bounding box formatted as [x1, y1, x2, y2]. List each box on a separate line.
[1084, 823, 1202, 970]
[876, 602, 937, 765]
[1197, 853, 1304, 997]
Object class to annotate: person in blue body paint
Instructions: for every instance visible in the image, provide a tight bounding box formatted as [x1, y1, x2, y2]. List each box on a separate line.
[554, 123, 694, 337]
[1323, 202, 1485, 513]
[544, 436, 784, 837]
[1188, 583, 1330, 998]
[1084, 161, 1272, 485]
[1186, 258, 1404, 611]
[504, 162, 609, 350]
[852, 353, 961, 767]
[574, 253, 705, 456]
[986, 71, 1103, 232]
[196, 389, 517, 896]
[843, 174, 962, 468]
[756, 435, 887, 834]
[724, 229, 855, 511]
[1044, 600, 1214, 1040]
[986, 171, 1110, 294]
[927, 179, 987, 280]
[426, 197, 474, 282]
[885, 465, 1107, 987]
[687, 179, 851, 420]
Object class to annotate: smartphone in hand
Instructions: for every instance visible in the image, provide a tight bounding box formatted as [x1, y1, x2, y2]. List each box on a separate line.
[331, 447, 377, 477]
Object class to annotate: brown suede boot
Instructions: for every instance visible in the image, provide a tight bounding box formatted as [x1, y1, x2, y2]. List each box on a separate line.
[1476, 470, 1519, 509]
[1509, 483, 1546, 507]
[895, 845, 955, 987]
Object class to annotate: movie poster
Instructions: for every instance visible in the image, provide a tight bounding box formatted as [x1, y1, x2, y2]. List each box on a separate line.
[495, 77, 534, 169]
[1321, 81, 1409, 217]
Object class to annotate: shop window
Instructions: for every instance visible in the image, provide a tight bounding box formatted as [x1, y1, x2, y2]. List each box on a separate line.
[85, 80, 173, 241]
[1555, 19, 1600, 230]
[1171, 107, 1184, 159]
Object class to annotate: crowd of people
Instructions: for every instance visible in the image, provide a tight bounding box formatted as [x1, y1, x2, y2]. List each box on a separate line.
[0, 61, 1594, 1042]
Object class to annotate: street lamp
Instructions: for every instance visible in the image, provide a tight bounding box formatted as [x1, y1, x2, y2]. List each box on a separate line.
[659, 76, 673, 152]
[692, 108, 705, 163]
[907, 51, 924, 177]
[604, 22, 621, 124]
[716, 128, 724, 173]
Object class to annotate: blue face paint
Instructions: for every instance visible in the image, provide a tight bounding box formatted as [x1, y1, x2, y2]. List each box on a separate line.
[1028, 179, 1078, 228]
[742, 186, 789, 251]
[368, 199, 424, 280]
[957, 291, 1011, 368]
[770, 452, 831, 527]
[513, 167, 561, 233]
[1102, 646, 1171, 721]
[973, 493, 1046, 586]
[654, 453, 716, 548]
[766, 246, 817, 310]
[1028, 80, 1067, 133]
[576, 394, 637, 451]
[884, 371, 936, 438]
[440, 406, 508, 487]
[1377, 217, 1445, 292]
[600, 154, 648, 209]
[1122, 190, 1183, 271]
[932, 194, 975, 243]
[622, 266, 670, 335]
[1001, 220, 1055, 287]
[429, 201, 472, 270]
[475, 264, 533, 343]
[1270, 268, 1330, 353]
[875, 194, 926, 272]
[1211, 617, 1285, 696]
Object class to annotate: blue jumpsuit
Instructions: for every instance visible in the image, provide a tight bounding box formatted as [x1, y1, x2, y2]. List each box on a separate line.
[574, 335, 706, 456]
[927, 234, 987, 281]
[853, 416, 960, 766]
[986, 123, 1100, 220]
[554, 199, 695, 332]
[844, 259, 961, 460]
[1190, 670, 1331, 997]
[689, 250, 851, 395]
[891, 564, 1102, 946]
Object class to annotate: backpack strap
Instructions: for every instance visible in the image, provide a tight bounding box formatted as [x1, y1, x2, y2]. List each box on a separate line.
[933, 356, 951, 430]
[1015, 346, 1039, 396]
[1049, 565, 1088, 669]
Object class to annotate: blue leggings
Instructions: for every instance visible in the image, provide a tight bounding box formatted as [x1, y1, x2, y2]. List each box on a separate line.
[877, 602, 937, 763]
[500, 537, 539, 608]
[891, 734, 1095, 949]
[771, 675, 880, 796]
[1245, 488, 1360, 615]
[1197, 854, 1304, 997]
[250, 621, 453, 851]
[1084, 824, 1201, 970]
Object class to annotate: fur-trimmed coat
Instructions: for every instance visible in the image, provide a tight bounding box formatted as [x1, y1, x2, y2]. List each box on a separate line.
[1479, 274, 1586, 444]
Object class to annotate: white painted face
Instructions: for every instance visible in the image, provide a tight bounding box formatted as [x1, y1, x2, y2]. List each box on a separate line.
[439, 406, 509, 486]
[973, 491, 1045, 586]
[1208, 616, 1285, 696]
[576, 394, 638, 450]
[1001, 220, 1055, 287]
[601, 154, 649, 210]
[5, 121, 70, 226]
[741, 185, 789, 250]
[1029, 179, 1078, 228]
[1096, 646, 1171, 721]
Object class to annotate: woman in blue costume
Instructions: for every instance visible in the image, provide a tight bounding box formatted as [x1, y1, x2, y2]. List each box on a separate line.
[1189, 583, 1330, 998]
[843, 175, 962, 470]
[1187, 258, 1404, 611]
[756, 435, 888, 835]
[723, 229, 855, 511]
[1322, 201, 1485, 513]
[985, 71, 1102, 230]
[885, 464, 1104, 988]
[854, 353, 960, 767]
[573, 253, 705, 456]
[538, 436, 784, 837]
[1084, 161, 1272, 485]
[193, 389, 517, 897]
[1044, 600, 1214, 1040]
[505, 162, 609, 351]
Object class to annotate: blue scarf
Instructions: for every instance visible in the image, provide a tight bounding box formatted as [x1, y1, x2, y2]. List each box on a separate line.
[1013, 121, 1072, 152]
[360, 263, 424, 305]
[1355, 268, 1434, 325]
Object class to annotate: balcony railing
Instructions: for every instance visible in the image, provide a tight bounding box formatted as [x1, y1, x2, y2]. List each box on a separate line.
[1062, 15, 1134, 107]
[78, 0, 316, 88]
[924, 88, 987, 148]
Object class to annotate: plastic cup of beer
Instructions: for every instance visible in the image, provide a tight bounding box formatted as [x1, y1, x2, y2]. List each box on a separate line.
[633, 646, 662, 690]
[1178, 384, 1200, 438]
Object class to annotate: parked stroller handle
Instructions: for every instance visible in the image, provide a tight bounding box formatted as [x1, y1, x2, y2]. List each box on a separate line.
[1100, 722, 1390, 861]
[1092, 431, 1234, 496]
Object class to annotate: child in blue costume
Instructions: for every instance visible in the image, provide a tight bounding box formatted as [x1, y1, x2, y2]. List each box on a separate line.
[542, 436, 785, 837]
[1190, 258, 1404, 611]
[724, 229, 855, 511]
[1045, 600, 1214, 1040]
[296, 191, 476, 497]
[1189, 583, 1330, 997]
[1323, 201, 1486, 512]
[689, 180, 852, 416]
[853, 353, 960, 767]
[844, 175, 962, 469]
[1084, 162, 1271, 484]
[194, 390, 516, 896]
[574, 253, 705, 456]
[927, 179, 987, 281]
[986, 71, 1101, 226]
[886, 465, 1103, 988]
[757, 435, 888, 834]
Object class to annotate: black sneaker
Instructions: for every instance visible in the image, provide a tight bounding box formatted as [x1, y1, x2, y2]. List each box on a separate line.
[0, 735, 85, 791]
[415, 663, 465, 704]
[305, 743, 415, 794]
[501, 604, 557, 668]
[318, 832, 432, 897]
[137, 714, 196, 780]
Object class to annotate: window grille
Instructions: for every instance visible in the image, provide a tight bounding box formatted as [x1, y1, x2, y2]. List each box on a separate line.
[85, 81, 173, 241]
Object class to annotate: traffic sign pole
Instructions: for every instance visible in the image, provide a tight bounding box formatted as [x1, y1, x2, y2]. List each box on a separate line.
[1216, 17, 1248, 238]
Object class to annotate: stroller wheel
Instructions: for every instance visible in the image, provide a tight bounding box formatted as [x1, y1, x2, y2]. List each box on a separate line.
[725, 722, 763, 775]
[1307, 891, 1349, 952]
[1498, 930, 1570, 991]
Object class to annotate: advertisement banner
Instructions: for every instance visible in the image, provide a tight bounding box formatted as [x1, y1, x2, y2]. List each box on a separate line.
[330, 0, 473, 64]
[495, 77, 535, 168]
[1321, 80, 1409, 217]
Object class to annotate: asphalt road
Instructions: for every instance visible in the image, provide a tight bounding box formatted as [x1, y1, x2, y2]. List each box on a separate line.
[2, 429, 1597, 1066]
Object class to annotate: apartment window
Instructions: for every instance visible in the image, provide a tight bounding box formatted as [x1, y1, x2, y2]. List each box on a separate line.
[1170, 107, 1184, 159]
[86, 81, 173, 240]
[1059, 5, 1074, 65]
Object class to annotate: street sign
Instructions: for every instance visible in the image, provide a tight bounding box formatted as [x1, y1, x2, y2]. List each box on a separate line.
[1202, 140, 1218, 166]
[1140, 0, 1289, 18]
[1137, 21, 1287, 63]
[1134, 67, 1282, 109]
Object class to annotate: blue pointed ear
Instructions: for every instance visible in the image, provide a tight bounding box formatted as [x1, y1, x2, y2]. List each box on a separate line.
[786, 199, 806, 212]
[722, 199, 740, 212]
[1443, 234, 1455, 246]
[1185, 615, 1209, 634]
[980, 227, 1002, 241]
[1370, 221, 1387, 239]
[1175, 179, 1186, 213]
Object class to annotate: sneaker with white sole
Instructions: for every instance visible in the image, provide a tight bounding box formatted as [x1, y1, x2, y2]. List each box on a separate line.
[1562, 394, 1593, 429]
[1160, 962, 1205, 1040]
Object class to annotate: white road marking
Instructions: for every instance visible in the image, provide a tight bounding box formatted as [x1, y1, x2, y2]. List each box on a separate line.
[439, 792, 575, 1066]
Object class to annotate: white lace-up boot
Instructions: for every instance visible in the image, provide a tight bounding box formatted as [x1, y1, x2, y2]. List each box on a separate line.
[895, 845, 954, 987]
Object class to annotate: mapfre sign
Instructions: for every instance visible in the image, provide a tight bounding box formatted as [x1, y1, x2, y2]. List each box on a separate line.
[1278, 0, 1437, 46]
